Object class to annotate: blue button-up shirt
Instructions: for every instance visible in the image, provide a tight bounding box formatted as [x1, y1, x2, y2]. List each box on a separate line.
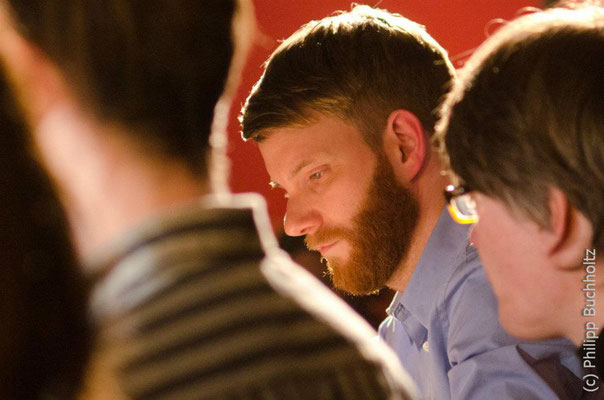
[379, 208, 582, 399]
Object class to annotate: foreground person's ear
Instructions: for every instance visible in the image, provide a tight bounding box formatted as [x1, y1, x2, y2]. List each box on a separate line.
[545, 187, 593, 270]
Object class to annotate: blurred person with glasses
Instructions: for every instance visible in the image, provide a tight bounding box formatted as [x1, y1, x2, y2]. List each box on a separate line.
[437, 3, 604, 397]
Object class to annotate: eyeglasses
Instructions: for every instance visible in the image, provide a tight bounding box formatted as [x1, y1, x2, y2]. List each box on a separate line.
[444, 184, 478, 224]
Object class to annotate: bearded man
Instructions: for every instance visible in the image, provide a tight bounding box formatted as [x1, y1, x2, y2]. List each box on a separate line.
[240, 5, 582, 399]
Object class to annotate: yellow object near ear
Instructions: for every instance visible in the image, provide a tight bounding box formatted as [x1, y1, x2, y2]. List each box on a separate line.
[447, 204, 478, 225]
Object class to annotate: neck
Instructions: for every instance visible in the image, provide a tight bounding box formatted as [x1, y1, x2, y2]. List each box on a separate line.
[33, 103, 209, 259]
[386, 149, 448, 292]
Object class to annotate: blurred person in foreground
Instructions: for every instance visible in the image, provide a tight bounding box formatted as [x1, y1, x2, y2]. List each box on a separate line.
[0, 0, 417, 399]
[0, 71, 91, 399]
[240, 4, 582, 399]
[436, 3, 604, 398]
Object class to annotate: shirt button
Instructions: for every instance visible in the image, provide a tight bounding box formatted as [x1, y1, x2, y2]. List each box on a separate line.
[422, 341, 430, 352]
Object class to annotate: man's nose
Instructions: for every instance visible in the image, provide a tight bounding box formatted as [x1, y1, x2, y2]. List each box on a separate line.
[283, 197, 322, 237]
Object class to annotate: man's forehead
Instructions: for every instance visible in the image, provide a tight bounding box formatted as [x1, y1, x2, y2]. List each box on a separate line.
[259, 116, 359, 149]
[257, 125, 325, 160]
[257, 115, 368, 178]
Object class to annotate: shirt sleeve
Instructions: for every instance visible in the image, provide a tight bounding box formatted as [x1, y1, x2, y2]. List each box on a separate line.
[444, 254, 579, 399]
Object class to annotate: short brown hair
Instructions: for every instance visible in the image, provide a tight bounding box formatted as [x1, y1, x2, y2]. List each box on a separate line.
[436, 5, 604, 249]
[5, 0, 239, 177]
[240, 5, 454, 148]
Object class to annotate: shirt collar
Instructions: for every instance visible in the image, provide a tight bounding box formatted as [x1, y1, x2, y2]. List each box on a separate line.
[387, 207, 471, 328]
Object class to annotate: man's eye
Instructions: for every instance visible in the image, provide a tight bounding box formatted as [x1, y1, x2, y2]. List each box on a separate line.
[310, 171, 324, 180]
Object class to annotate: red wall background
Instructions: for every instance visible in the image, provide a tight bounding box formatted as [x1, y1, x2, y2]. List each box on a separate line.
[227, 0, 541, 231]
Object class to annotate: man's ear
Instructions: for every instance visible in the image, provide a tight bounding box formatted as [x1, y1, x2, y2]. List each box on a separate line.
[0, 7, 64, 126]
[544, 187, 593, 270]
[382, 109, 427, 182]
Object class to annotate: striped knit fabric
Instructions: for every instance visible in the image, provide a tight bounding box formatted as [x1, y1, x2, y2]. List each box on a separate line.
[89, 195, 417, 400]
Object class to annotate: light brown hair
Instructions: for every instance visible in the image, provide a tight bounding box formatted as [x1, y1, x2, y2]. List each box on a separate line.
[240, 5, 454, 149]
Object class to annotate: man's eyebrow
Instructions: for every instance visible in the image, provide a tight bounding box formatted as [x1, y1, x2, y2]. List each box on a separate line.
[290, 159, 313, 178]
[268, 158, 318, 189]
